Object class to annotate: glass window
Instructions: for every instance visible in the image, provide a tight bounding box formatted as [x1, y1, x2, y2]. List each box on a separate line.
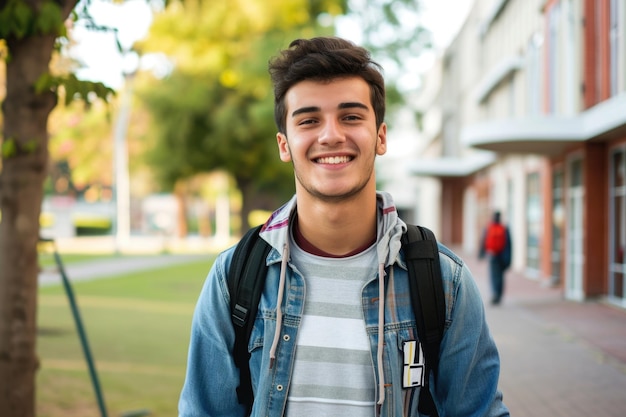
[548, 3, 561, 114]
[614, 193, 624, 264]
[571, 158, 583, 186]
[611, 150, 625, 264]
[609, 0, 620, 96]
[615, 149, 625, 187]
[596, 0, 604, 101]
[610, 0, 625, 95]
[566, 158, 585, 300]
[526, 32, 544, 116]
[610, 148, 626, 305]
[615, 272, 625, 299]
[552, 170, 565, 284]
[526, 172, 542, 272]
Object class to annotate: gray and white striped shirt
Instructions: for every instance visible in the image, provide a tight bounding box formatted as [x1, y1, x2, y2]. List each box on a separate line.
[286, 238, 379, 416]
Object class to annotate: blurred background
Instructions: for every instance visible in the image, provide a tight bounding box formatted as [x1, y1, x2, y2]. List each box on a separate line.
[1, 0, 626, 416]
[15, 0, 625, 309]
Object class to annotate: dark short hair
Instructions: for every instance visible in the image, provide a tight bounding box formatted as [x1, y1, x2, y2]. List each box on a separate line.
[268, 37, 386, 134]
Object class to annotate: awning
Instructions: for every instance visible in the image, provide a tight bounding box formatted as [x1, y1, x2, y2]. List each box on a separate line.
[462, 92, 626, 156]
[408, 152, 496, 178]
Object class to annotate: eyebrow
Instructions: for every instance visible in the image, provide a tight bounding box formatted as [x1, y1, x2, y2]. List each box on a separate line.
[291, 106, 320, 117]
[339, 102, 369, 111]
[290, 102, 369, 118]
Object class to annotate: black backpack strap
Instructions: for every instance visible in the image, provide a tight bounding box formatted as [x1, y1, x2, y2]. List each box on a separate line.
[227, 225, 271, 413]
[401, 224, 445, 417]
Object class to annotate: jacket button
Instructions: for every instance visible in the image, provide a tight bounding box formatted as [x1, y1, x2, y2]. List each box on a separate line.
[283, 334, 290, 342]
[276, 385, 284, 391]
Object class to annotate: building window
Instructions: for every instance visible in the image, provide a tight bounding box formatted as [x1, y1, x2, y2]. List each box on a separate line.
[506, 178, 514, 229]
[526, 33, 544, 115]
[609, 147, 626, 306]
[526, 172, 542, 274]
[596, 0, 603, 101]
[566, 157, 585, 300]
[552, 170, 565, 284]
[547, 3, 561, 114]
[563, 0, 577, 115]
[610, 0, 625, 95]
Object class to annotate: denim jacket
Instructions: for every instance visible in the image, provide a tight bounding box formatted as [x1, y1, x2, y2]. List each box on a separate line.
[179, 193, 510, 417]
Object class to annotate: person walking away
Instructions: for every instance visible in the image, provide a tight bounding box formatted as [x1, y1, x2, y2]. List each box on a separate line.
[178, 36, 510, 417]
[479, 211, 512, 305]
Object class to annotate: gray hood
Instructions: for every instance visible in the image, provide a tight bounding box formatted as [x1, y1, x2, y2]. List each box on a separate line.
[258, 191, 407, 266]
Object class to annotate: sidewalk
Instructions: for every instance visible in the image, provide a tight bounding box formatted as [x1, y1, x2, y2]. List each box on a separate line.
[452, 245, 626, 417]
[38, 253, 207, 286]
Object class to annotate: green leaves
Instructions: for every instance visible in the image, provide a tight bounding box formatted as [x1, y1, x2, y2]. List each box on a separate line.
[35, 73, 116, 105]
[0, 0, 33, 39]
[1, 137, 18, 158]
[1, 137, 39, 158]
[137, 0, 343, 198]
[35, 0, 65, 36]
[0, 0, 66, 39]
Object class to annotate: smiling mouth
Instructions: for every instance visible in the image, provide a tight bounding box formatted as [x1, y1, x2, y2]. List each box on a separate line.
[315, 156, 353, 164]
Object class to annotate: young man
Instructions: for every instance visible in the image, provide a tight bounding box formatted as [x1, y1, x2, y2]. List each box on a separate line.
[179, 37, 510, 417]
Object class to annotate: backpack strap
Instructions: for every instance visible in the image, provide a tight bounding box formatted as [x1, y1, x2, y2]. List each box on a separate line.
[228, 225, 271, 413]
[401, 224, 445, 417]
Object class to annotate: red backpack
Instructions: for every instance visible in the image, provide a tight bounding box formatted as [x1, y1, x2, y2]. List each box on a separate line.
[485, 223, 506, 254]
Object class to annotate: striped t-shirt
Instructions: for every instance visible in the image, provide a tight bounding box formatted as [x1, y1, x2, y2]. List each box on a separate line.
[285, 237, 379, 416]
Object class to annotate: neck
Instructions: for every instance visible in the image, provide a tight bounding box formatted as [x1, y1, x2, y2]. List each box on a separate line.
[294, 190, 378, 257]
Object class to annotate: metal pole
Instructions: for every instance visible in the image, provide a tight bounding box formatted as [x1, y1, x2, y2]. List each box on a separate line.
[113, 72, 134, 252]
[41, 238, 109, 417]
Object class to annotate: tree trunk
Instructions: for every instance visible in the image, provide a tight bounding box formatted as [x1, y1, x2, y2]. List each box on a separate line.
[174, 179, 189, 238]
[0, 1, 75, 414]
[236, 177, 286, 235]
[236, 178, 255, 234]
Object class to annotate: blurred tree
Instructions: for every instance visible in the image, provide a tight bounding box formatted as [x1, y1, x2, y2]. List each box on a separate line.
[136, 0, 347, 231]
[47, 87, 152, 201]
[0, 1, 115, 415]
[348, 0, 432, 85]
[136, 0, 430, 232]
[138, 71, 293, 235]
[334, 0, 432, 114]
[48, 100, 115, 195]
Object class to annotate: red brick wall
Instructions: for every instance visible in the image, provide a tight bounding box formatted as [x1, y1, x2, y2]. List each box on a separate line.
[584, 142, 609, 296]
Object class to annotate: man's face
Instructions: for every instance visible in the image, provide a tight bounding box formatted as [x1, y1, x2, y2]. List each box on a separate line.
[277, 76, 387, 203]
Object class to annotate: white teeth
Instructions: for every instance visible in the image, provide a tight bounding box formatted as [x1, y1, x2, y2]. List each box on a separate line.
[316, 156, 351, 164]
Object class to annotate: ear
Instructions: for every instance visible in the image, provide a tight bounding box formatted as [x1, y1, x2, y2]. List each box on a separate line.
[277, 132, 292, 162]
[376, 122, 387, 156]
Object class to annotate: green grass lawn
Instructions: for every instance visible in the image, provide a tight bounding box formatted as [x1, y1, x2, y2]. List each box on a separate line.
[36, 256, 216, 417]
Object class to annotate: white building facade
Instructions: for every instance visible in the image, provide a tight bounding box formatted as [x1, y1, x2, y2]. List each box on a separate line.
[379, 0, 626, 307]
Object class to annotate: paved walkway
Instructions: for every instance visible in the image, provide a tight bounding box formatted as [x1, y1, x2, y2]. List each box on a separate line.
[38, 254, 207, 286]
[453, 245, 626, 417]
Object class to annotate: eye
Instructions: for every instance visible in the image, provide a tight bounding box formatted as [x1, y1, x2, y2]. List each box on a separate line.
[343, 114, 363, 122]
[297, 118, 317, 126]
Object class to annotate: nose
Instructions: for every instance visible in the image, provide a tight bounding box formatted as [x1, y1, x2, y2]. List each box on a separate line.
[318, 118, 346, 146]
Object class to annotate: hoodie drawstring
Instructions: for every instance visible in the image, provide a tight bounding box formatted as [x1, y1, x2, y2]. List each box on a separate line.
[269, 243, 289, 369]
[376, 262, 387, 410]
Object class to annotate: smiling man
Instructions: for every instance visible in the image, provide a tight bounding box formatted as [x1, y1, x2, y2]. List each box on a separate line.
[178, 37, 510, 417]
[277, 76, 385, 255]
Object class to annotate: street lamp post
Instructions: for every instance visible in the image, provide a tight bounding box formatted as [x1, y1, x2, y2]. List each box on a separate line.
[112, 69, 134, 252]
